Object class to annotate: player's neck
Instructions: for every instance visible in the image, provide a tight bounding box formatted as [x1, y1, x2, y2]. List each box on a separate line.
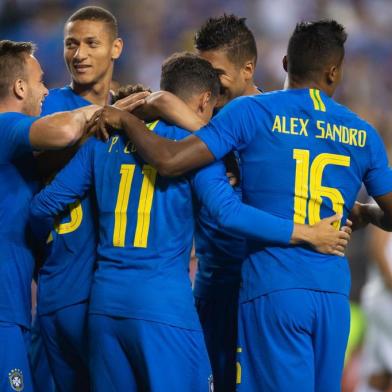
[243, 84, 261, 96]
[0, 98, 24, 114]
[287, 77, 333, 97]
[71, 79, 111, 106]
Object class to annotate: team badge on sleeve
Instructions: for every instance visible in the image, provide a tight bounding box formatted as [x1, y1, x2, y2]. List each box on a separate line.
[8, 369, 24, 391]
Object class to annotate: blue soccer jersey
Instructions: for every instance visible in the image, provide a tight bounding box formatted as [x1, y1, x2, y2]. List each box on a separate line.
[0, 112, 38, 328]
[196, 88, 392, 301]
[37, 86, 97, 315]
[30, 120, 296, 331]
[193, 92, 263, 300]
[193, 182, 246, 299]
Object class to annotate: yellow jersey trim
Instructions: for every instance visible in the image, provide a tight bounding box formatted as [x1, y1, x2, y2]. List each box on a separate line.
[309, 89, 326, 112]
[146, 120, 159, 131]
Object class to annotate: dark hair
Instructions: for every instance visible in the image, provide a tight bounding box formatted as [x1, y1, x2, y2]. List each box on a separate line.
[287, 20, 347, 81]
[112, 83, 151, 103]
[0, 40, 35, 99]
[67, 6, 118, 38]
[194, 14, 257, 66]
[160, 52, 220, 101]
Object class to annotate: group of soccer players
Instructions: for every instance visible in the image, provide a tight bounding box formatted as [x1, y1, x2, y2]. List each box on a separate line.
[2, 4, 392, 392]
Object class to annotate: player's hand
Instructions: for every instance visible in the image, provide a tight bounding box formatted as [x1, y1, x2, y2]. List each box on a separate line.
[348, 201, 370, 231]
[113, 91, 150, 111]
[87, 106, 126, 141]
[308, 214, 351, 256]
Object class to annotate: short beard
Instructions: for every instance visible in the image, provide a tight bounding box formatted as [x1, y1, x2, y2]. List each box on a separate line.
[22, 92, 40, 116]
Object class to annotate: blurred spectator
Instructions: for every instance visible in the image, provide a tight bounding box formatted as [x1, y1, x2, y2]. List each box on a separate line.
[356, 226, 392, 392]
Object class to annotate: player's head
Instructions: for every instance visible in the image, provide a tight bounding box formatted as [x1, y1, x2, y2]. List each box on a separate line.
[160, 52, 220, 123]
[64, 6, 123, 87]
[194, 14, 257, 104]
[0, 40, 48, 116]
[284, 20, 347, 96]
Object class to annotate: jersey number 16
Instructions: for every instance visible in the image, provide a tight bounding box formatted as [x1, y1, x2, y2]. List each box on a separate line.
[293, 149, 350, 228]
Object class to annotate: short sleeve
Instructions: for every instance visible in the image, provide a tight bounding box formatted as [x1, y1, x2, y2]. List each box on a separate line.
[364, 130, 392, 197]
[194, 96, 259, 160]
[0, 113, 36, 160]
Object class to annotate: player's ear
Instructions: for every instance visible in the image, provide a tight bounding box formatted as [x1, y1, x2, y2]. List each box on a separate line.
[242, 60, 254, 81]
[13, 78, 27, 100]
[200, 91, 212, 113]
[111, 38, 123, 60]
[327, 64, 340, 85]
[282, 55, 288, 72]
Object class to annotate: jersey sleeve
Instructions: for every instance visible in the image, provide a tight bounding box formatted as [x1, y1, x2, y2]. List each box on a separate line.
[364, 130, 392, 197]
[30, 138, 96, 240]
[192, 160, 293, 245]
[0, 113, 36, 159]
[194, 96, 260, 160]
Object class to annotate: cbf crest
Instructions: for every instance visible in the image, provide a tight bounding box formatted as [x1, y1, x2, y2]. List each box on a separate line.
[8, 369, 24, 391]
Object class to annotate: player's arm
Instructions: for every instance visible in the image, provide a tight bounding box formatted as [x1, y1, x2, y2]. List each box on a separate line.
[91, 98, 252, 176]
[91, 105, 214, 176]
[193, 161, 350, 256]
[359, 130, 392, 231]
[352, 195, 392, 231]
[29, 105, 100, 149]
[349, 195, 392, 232]
[34, 133, 94, 183]
[33, 92, 147, 181]
[133, 91, 206, 131]
[30, 139, 95, 240]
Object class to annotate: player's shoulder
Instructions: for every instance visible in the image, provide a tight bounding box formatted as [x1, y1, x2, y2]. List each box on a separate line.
[331, 100, 376, 131]
[251, 89, 307, 106]
[0, 112, 34, 129]
[223, 90, 285, 112]
[43, 86, 90, 113]
[326, 100, 381, 150]
[0, 112, 35, 156]
[42, 86, 73, 112]
[46, 86, 73, 101]
[151, 119, 191, 141]
[0, 111, 31, 122]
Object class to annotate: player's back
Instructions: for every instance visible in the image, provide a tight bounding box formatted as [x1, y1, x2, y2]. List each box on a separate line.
[37, 86, 97, 315]
[89, 121, 200, 330]
[215, 89, 390, 302]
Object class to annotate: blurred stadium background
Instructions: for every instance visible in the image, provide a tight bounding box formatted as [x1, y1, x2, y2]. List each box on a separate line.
[2, 0, 392, 390]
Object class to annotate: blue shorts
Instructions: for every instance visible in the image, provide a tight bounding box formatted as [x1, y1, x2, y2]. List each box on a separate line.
[0, 321, 33, 392]
[195, 295, 238, 392]
[89, 314, 213, 392]
[29, 315, 55, 392]
[39, 302, 89, 392]
[237, 289, 350, 392]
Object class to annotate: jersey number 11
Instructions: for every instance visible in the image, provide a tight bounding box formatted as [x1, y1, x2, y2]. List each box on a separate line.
[113, 164, 157, 248]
